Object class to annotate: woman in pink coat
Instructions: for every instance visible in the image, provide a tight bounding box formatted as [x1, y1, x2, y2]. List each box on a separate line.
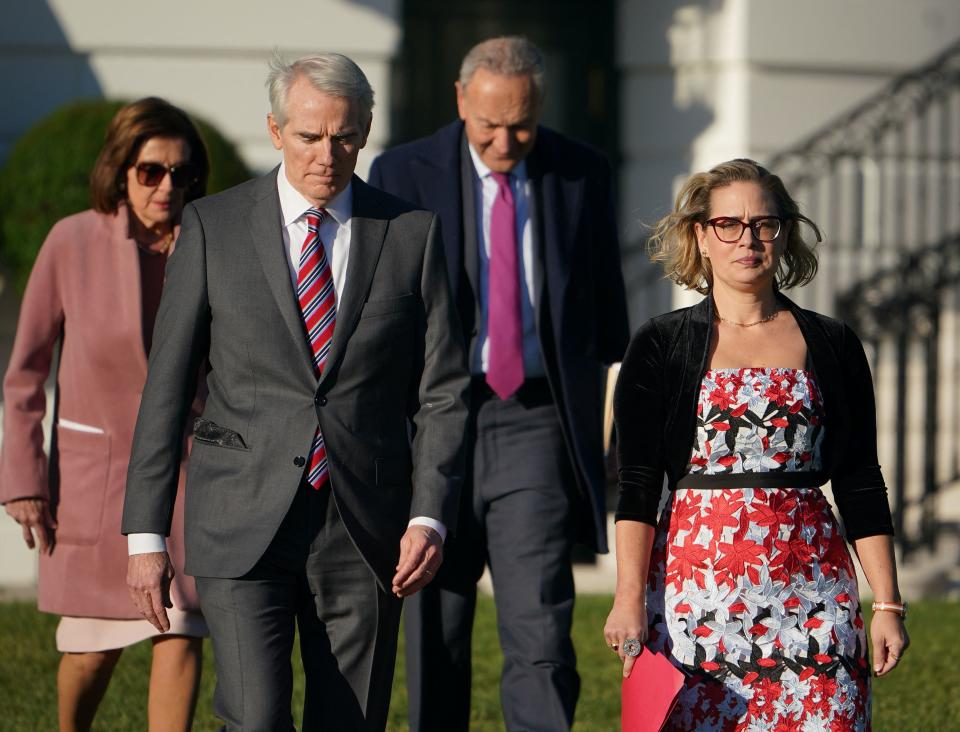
[1, 98, 209, 732]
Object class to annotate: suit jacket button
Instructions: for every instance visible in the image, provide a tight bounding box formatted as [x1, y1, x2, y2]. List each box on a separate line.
[316, 396, 327, 406]
[294, 456, 306, 467]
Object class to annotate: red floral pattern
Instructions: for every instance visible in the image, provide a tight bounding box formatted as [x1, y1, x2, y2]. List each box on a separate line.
[644, 369, 870, 731]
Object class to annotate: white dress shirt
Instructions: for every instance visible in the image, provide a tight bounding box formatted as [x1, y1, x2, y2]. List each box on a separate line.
[128, 165, 445, 556]
[467, 145, 545, 378]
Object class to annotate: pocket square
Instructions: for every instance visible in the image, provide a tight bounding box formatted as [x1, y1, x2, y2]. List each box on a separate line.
[193, 417, 248, 449]
[360, 292, 417, 319]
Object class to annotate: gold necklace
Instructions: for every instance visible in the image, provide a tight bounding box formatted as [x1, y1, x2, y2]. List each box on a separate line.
[715, 309, 780, 328]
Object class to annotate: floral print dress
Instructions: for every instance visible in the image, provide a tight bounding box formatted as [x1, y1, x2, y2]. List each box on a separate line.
[645, 368, 871, 731]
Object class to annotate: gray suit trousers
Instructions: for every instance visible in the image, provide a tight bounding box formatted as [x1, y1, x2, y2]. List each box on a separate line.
[197, 484, 401, 731]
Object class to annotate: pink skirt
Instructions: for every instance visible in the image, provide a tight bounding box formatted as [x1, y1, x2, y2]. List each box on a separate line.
[56, 607, 208, 652]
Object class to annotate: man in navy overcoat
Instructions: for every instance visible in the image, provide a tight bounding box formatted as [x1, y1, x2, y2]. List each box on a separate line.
[369, 36, 629, 731]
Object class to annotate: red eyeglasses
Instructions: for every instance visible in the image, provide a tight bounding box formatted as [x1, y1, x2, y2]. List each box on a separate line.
[705, 216, 785, 243]
[134, 162, 198, 189]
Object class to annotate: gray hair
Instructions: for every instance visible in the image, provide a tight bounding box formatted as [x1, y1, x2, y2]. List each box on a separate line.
[266, 51, 374, 128]
[459, 36, 545, 100]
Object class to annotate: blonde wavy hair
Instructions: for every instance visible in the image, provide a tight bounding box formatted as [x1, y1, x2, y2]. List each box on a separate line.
[649, 159, 821, 294]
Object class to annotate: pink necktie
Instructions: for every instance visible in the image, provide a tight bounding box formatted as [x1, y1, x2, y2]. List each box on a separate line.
[298, 208, 336, 489]
[486, 172, 524, 399]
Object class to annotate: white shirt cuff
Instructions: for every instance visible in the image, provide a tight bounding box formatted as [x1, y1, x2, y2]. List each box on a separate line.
[127, 533, 167, 555]
[408, 516, 447, 543]
[130, 522, 444, 553]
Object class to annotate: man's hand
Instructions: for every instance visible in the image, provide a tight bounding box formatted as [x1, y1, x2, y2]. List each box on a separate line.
[392, 526, 443, 598]
[127, 551, 174, 632]
[4, 498, 57, 554]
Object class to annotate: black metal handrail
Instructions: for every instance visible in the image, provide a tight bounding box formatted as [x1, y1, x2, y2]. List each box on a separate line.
[837, 233, 960, 336]
[769, 39, 960, 187]
[837, 233, 960, 553]
[766, 37, 960, 556]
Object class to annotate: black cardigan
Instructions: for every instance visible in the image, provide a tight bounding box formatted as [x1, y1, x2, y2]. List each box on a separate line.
[614, 293, 895, 542]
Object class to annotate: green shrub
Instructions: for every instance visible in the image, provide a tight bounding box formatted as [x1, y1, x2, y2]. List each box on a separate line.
[0, 99, 252, 293]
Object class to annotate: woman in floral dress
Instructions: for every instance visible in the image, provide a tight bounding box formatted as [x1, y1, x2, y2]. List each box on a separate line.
[605, 159, 908, 730]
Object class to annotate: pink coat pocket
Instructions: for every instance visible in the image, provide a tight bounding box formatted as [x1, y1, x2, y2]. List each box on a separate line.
[53, 425, 111, 546]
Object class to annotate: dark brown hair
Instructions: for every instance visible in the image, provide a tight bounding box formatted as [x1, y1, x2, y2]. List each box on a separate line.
[90, 97, 209, 213]
[648, 158, 821, 294]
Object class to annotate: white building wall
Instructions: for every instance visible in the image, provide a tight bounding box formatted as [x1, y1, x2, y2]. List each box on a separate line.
[617, 0, 960, 314]
[0, 0, 401, 173]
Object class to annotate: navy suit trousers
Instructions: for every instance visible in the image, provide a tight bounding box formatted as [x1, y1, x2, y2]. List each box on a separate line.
[405, 382, 581, 731]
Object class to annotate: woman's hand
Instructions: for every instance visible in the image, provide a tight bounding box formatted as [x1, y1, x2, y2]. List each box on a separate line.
[851, 534, 909, 677]
[870, 610, 909, 677]
[604, 592, 648, 678]
[4, 498, 57, 553]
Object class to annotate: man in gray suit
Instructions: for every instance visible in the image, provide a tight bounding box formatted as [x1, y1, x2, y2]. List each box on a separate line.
[121, 52, 469, 731]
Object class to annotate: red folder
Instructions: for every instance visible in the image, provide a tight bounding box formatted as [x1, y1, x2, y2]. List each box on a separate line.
[621, 648, 685, 731]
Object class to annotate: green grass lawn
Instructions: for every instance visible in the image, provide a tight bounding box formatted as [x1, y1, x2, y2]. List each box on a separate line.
[0, 596, 956, 730]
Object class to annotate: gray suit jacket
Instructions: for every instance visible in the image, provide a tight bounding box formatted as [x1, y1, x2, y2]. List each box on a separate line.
[121, 169, 469, 590]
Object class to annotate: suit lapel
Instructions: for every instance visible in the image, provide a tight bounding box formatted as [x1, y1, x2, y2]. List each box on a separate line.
[416, 164, 462, 296]
[526, 159, 547, 321]
[245, 169, 317, 381]
[411, 123, 464, 297]
[318, 177, 388, 388]
[528, 138, 579, 337]
[110, 205, 150, 379]
[458, 132, 479, 296]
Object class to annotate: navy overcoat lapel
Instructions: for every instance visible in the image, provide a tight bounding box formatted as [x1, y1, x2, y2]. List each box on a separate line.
[413, 124, 464, 301]
[528, 136, 580, 339]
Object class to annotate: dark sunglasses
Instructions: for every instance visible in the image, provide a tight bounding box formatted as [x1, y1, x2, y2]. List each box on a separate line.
[134, 162, 198, 189]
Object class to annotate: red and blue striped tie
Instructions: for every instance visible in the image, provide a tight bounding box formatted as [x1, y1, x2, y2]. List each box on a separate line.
[298, 208, 336, 489]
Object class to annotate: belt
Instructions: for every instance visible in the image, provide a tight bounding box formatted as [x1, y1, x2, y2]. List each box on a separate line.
[470, 375, 554, 407]
[674, 471, 828, 491]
